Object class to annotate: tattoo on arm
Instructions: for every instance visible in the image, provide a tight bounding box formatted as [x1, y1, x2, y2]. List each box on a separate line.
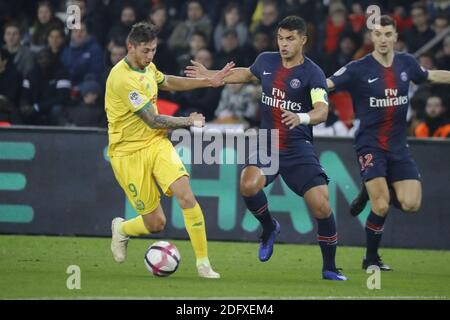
[137, 105, 190, 129]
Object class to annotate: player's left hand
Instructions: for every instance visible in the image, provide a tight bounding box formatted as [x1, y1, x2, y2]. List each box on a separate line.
[189, 112, 206, 128]
[281, 108, 300, 129]
[209, 62, 235, 87]
[185, 60, 208, 78]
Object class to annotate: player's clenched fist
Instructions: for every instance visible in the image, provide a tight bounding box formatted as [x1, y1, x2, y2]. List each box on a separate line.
[189, 112, 205, 127]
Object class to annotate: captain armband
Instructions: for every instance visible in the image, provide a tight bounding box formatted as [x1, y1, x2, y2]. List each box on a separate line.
[310, 88, 329, 105]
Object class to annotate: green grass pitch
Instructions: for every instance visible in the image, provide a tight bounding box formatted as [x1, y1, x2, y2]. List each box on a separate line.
[0, 235, 449, 299]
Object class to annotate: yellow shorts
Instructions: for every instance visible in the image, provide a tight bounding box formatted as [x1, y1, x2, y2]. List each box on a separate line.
[110, 138, 189, 215]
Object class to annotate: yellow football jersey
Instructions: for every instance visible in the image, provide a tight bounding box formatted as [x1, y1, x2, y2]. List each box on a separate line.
[105, 57, 167, 156]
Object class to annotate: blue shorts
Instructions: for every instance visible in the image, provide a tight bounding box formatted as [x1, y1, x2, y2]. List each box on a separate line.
[244, 161, 329, 197]
[356, 148, 421, 183]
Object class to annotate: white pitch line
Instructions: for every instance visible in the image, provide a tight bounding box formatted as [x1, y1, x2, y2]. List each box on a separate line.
[12, 296, 449, 300]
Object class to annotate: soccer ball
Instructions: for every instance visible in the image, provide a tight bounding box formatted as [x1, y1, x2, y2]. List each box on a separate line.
[144, 241, 180, 277]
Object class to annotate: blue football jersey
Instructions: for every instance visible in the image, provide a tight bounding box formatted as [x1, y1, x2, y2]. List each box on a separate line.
[330, 52, 428, 152]
[250, 52, 328, 164]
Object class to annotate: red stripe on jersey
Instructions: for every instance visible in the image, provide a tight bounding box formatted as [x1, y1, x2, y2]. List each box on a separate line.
[379, 66, 397, 151]
[272, 67, 292, 150]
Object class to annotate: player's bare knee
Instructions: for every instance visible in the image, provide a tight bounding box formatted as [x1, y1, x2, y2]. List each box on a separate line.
[401, 200, 421, 213]
[240, 180, 261, 197]
[372, 198, 389, 215]
[312, 201, 332, 219]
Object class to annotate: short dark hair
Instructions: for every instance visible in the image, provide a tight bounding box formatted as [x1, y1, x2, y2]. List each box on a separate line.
[47, 25, 65, 38]
[435, 13, 449, 22]
[127, 22, 159, 46]
[4, 21, 21, 34]
[151, 3, 166, 14]
[277, 16, 307, 35]
[377, 15, 397, 29]
[411, 3, 427, 14]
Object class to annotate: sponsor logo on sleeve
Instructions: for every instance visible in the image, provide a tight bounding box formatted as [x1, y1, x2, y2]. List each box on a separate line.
[128, 91, 143, 108]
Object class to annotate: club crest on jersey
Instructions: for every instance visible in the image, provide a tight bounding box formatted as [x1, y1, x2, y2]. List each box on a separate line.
[290, 78, 301, 88]
[400, 72, 408, 82]
[128, 91, 143, 108]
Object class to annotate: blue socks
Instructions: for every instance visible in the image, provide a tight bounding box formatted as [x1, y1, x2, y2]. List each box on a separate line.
[316, 214, 337, 272]
[365, 211, 386, 260]
[243, 190, 275, 236]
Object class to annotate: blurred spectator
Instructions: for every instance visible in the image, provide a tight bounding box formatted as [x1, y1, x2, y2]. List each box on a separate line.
[391, 5, 413, 33]
[324, 3, 353, 54]
[323, 32, 360, 76]
[20, 48, 70, 125]
[177, 48, 222, 121]
[214, 2, 249, 52]
[3, 21, 35, 78]
[436, 35, 450, 70]
[214, 29, 246, 69]
[0, 48, 22, 124]
[65, 77, 106, 127]
[29, 1, 64, 53]
[61, 20, 104, 87]
[245, 29, 273, 64]
[46, 26, 66, 59]
[176, 31, 208, 76]
[149, 4, 177, 45]
[418, 52, 436, 70]
[432, 13, 449, 35]
[402, 3, 435, 54]
[0, 0, 444, 131]
[348, 2, 365, 33]
[102, 43, 126, 84]
[283, 0, 321, 24]
[353, 29, 373, 60]
[252, 0, 280, 39]
[153, 40, 178, 76]
[313, 107, 357, 137]
[168, 0, 212, 55]
[414, 95, 450, 138]
[214, 83, 260, 127]
[149, 4, 179, 75]
[106, 0, 152, 22]
[394, 33, 409, 53]
[72, 0, 109, 46]
[106, 4, 137, 48]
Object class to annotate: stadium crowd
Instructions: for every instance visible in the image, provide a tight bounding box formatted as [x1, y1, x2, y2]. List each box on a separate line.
[0, 0, 449, 138]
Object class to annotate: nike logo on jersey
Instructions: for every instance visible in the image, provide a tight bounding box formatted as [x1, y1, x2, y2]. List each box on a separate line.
[368, 78, 379, 83]
[263, 71, 272, 75]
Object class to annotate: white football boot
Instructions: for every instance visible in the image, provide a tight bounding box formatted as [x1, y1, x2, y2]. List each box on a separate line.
[111, 217, 129, 263]
[197, 263, 221, 279]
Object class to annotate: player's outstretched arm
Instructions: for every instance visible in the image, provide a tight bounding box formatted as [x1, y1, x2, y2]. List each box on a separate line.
[158, 62, 235, 92]
[428, 70, 450, 84]
[185, 60, 258, 84]
[137, 106, 205, 129]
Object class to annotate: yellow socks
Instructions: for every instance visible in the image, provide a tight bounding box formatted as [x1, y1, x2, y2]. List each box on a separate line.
[120, 204, 209, 266]
[121, 215, 150, 236]
[182, 202, 208, 263]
